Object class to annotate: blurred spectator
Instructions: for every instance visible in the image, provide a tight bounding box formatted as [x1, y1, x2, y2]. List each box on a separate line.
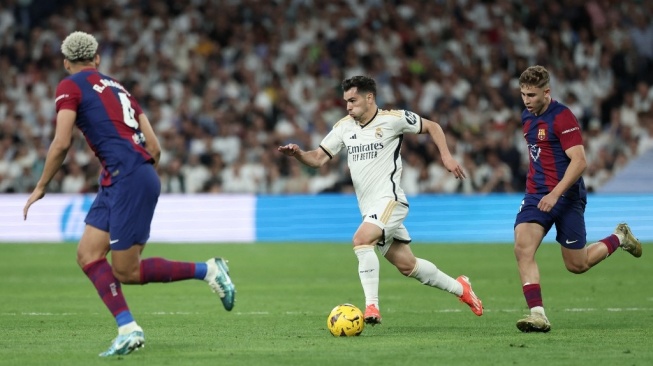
[400, 151, 423, 195]
[633, 81, 653, 114]
[308, 164, 338, 194]
[284, 163, 310, 193]
[1, 0, 652, 195]
[222, 158, 257, 194]
[161, 157, 185, 194]
[637, 113, 653, 155]
[474, 150, 514, 193]
[584, 161, 611, 193]
[60, 161, 86, 194]
[183, 154, 211, 193]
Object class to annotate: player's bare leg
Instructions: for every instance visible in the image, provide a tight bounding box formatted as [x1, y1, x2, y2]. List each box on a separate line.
[561, 223, 642, 274]
[353, 222, 383, 325]
[76, 225, 111, 267]
[561, 243, 610, 274]
[111, 245, 145, 283]
[561, 243, 607, 274]
[514, 223, 550, 332]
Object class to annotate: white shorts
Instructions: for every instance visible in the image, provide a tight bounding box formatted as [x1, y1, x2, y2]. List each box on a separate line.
[362, 199, 411, 256]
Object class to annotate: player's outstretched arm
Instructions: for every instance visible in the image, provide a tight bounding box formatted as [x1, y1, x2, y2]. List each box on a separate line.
[24, 109, 76, 220]
[421, 118, 466, 180]
[278, 144, 329, 169]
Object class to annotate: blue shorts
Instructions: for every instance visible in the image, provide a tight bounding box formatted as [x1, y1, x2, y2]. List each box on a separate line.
[85, 163, 160, 250]
[514, 194, 587, 249]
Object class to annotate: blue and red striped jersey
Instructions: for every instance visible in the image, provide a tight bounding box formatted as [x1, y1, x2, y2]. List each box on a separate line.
[55, 68, 153, 186]
[521, 99, 586, 200]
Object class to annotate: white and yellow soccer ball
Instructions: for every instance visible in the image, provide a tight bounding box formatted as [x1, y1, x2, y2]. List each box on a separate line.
[327, 303, 365, 337]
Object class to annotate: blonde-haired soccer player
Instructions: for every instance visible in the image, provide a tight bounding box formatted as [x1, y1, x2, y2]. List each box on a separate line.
[24, 31, 236, 356]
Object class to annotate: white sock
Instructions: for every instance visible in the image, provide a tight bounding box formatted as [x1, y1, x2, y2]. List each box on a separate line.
[614, 231, 625, 244]
[118, 321, 141, 335]
[354, 245, 379, 308]
[203, 259, 215, 282]
[409, 258, 463, 296]
[531, 306, 546, 317]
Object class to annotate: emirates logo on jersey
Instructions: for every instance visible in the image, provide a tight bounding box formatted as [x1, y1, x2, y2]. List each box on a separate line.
[538, 128, 546, 140]
[375, 127, 383, 139]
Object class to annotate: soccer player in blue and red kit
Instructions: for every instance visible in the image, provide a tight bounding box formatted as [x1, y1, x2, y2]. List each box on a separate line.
[23, 31, 236, 356]
[513, 65, 642, 333]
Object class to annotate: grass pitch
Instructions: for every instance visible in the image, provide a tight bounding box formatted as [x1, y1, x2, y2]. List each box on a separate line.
[0, 242, 650, 366]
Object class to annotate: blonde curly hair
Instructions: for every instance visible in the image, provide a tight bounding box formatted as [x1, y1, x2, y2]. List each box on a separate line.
[61, 31, 98, 62]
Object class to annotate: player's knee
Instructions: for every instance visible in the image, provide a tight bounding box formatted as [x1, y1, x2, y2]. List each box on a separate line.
[390, 254, 416, 276]
[513, 243, 526, 257]
[565, 263, 589, 274]
[396, 264, 413, 277]
[76, 250, 103, 269]
[352, 234, 375, 247]
[76, 252, 89, 268]
[112, 266, 141, 284]
[514, 243, 536, 263]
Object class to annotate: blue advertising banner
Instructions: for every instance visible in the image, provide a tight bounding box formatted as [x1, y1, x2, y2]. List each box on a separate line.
[3, 193, 650, 243]
[256, 194, 653, 243]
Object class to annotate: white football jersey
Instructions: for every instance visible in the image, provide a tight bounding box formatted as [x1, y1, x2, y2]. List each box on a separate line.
[319, 109, 422, 214]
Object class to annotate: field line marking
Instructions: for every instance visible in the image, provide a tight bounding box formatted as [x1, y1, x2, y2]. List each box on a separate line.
[2, 308, 653, 316]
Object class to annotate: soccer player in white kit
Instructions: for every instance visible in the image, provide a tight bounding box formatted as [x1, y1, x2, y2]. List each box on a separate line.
[278, 76, 483, 324]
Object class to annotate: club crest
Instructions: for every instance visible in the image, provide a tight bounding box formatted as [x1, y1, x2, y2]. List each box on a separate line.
[538, 128, 546, 140]
[375, 127, 383, 139]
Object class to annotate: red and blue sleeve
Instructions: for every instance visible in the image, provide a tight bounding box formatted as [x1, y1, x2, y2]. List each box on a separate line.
[55, 79, 82, 113]
[553, 108, 583, 150]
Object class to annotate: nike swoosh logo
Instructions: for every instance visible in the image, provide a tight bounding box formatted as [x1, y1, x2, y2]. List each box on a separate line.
[110, 239, 120, 244]
[565, 239, 578, 244]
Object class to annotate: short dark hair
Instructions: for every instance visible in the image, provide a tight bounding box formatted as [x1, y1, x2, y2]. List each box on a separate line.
[519, 65, 550, 89]
[341, 76, 376, 96]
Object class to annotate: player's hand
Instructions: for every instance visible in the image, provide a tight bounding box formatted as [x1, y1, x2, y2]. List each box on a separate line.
[23, 186, 46, 220]
[537, 193, 559, 213]
[442, 157, 466, 180]
[278, 144, 299, 157]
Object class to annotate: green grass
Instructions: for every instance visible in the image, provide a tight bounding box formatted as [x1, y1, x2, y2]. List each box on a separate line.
[0, 243, 650, 366]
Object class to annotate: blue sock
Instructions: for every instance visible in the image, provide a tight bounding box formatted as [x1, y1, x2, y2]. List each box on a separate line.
[115, 311, 135, 327]
[194, 262, 208, 280]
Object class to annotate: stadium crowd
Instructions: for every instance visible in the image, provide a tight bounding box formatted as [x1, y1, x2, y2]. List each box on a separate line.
[1, 0, 652, 195]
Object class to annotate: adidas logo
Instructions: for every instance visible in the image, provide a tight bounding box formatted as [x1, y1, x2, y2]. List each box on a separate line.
[350, 134, 357, 139]
[368, 214, 377, 219]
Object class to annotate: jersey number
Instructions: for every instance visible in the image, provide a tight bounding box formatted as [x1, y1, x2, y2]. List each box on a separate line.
[118, 92, 139, 129]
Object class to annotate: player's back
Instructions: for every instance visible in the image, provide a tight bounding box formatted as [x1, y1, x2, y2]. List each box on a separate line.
[56, 69, 153, 186]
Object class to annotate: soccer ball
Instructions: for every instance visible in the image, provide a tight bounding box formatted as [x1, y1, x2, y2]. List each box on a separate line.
[327, 303, 365, 337]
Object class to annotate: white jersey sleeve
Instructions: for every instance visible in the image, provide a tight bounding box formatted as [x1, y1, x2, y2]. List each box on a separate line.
[391, 109, 422, 135]
[319, 120, 346, 158]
